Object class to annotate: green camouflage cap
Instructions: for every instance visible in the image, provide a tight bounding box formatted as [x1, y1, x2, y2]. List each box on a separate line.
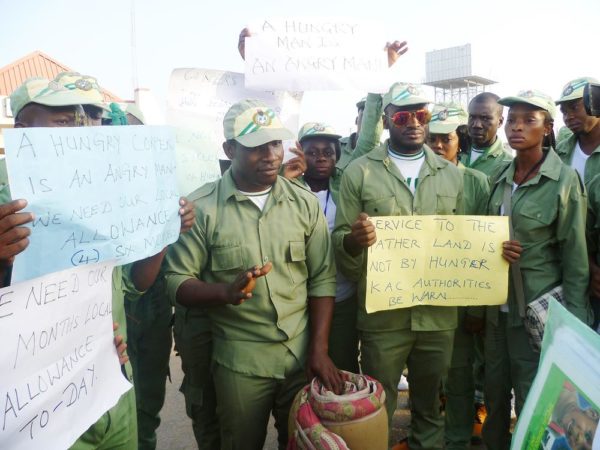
[223, 99, 293, 147]
[10, 72, 104, 118]
[498, 89, 557, 119]
[356, 97, 366, 110]
[383, 82, 430, 109]
[298, 122, 341, 143]
[428, 103, 468, 134]
[555, 77, 599, 105]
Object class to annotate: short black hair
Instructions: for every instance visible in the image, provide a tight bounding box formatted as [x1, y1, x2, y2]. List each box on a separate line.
[469, 92, 503, 116]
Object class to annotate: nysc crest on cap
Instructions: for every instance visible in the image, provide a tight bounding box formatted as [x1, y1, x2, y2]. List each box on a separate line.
[555, 77, 599, 105]
[383, 82, 431, 109]
[298, 122, 342, 144]
[223, 99, 294, 147]
[498, 89, 557, 119]
[10, 72, 104, 118]
[428, 103, 468, 134]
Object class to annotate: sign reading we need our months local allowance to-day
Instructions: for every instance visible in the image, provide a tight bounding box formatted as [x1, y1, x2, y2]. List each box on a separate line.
[167, 68, 302, 196]
[366, 215, 509, 313]
[0, 262, 131, 450]
[244, 18, 392, 92]
[4, 126, 181, 283]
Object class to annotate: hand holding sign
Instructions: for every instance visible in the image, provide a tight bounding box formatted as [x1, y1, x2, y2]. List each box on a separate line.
[344, 213, 377, 256]
[0, 199, 33, 268]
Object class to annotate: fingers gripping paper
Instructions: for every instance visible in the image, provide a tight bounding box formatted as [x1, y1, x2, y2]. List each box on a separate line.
[0, 262, 131, 450]
[366, 215, 509, 313]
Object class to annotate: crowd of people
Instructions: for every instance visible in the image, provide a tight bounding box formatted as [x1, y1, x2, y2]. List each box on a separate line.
[0, 37, 599, 450]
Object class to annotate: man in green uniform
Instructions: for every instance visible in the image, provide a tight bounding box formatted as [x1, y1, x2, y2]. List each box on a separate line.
[461, 92, 512, 175]
[555, 77, 600, 330]
[555, 77, 600, 183]
[164, 99, 341, 450]
[332, 83, 464, 450]
[1, 74, 194, 450]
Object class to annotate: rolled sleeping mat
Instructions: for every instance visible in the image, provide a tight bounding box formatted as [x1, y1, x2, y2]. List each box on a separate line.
[287, 371, 388, 450]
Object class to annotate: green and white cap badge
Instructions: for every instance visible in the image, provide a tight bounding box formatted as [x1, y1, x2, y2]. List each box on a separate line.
[223, 99, 293, 147]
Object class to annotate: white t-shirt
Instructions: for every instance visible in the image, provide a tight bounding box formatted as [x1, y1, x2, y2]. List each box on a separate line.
[238, 187, 272, 211]
[314, 188, 356, 302]
[314, 189, 336, 231]
[388, 148, 425, 194]
[469, 147, 485, 165]
[570, 141, 589, 178]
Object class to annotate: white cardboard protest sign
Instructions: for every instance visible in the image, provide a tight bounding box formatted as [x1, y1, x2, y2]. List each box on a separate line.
[167, 67, 303, 196]
[4, 126, 181, 283]
[0, 262, 132, 450]
[244, 18, 391, 92]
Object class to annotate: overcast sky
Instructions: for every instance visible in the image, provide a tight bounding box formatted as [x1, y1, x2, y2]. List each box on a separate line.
[2, 0, 599, 135]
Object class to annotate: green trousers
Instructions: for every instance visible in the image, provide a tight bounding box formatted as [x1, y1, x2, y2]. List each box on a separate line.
[328, 295, 360, 373]
[213, 351, 307, 450]
[444, 308, 478, 450]
[482, 313, 539, 450]
[125, 292, 173, 450]
[173, 308, 220, 450]
[360, 328, 454, 450]
[70, 387, 137, 450]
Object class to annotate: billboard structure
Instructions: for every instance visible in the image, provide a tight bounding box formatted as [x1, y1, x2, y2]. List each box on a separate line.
[425, 44, 496, 105]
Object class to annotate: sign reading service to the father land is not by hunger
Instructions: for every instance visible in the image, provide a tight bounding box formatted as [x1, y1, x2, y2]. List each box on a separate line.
[244, 18, 391, 92]
[4, 126, 181, 283]
[366, 215, 509, 313]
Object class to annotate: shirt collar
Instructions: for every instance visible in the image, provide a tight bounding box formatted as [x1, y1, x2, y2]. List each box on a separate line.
[496, 147, 561, 186]
[221, 169, 284, 202]
[371, 140, 448, 174]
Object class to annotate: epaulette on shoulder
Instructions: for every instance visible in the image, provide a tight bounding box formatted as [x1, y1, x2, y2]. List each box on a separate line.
[187, 181, 218, 203]
[284, 176, 313, 194]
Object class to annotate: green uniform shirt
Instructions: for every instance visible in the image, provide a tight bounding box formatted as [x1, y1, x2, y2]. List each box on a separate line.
[586, 174, 600, 265]
[332, 142, 464, 332]
[459, 137, 513, 176]
[555, 133, 600, 184]
[0, 159, 11, 205]
[336, 93, 384, 172]
[163, 170, 336, 379]
[458, 163, 490, 216]
[487, 149, 589, 326]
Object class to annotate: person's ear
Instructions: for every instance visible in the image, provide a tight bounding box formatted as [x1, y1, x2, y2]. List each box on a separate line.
[498, 115, 504, 127]
[223, 141, 236, 159]
[544, 121, 553, 137]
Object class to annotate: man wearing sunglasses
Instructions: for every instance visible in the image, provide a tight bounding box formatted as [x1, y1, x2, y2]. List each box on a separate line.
[332, 82, 464, 450]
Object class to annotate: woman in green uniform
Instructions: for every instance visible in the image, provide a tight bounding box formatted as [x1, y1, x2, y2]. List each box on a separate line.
[483, 90, 589, 450]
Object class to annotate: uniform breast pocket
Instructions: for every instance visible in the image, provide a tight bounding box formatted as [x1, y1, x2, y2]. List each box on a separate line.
[287, 241, 308, 285]
[436, 194, 458, 214]
[517, 200, 557, 235]
[364, 196, 398, 216]
[210, 245, 244, 273]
